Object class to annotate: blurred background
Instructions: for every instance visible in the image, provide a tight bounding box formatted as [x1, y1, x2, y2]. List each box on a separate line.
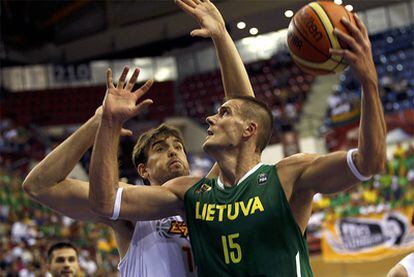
[0, 0, 413, 276]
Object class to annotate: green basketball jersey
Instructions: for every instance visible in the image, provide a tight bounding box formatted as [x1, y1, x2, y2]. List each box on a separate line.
[184, 163, 313, 277]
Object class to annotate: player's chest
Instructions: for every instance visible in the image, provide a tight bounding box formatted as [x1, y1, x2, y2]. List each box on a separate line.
[191, 182, 276, 231]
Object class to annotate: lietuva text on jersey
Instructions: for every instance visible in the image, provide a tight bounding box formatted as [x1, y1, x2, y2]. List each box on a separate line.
[195, 196, 264, 222]
[184, 163, 314, 277]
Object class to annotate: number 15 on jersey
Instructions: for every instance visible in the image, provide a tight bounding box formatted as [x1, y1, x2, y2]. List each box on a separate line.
[221, 233, 242, 264]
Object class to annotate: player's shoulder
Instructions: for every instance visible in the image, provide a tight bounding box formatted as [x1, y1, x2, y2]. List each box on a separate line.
[119, 182, 133, 188]
[163, 176, 202, 186]
[275, 153, 320, 170]
[163, 176, 203, 200]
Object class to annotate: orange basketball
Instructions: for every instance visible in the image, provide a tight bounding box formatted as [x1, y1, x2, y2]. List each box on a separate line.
[287, 1, 357, 75]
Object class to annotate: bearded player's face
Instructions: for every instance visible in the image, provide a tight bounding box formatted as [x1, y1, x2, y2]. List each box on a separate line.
[141, 135, 190, 185]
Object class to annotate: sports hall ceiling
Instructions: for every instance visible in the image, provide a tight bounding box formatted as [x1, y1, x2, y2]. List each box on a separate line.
[0, 0, 406, 66]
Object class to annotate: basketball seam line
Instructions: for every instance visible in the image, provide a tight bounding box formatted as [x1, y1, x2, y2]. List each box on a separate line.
[290, 52, 337, 73]
[331, 59, 347, 72]
[308, 4, 333, 49]
[310, 3, 343, 64]
[292, 14, 330, 60]
[294, 62, 333, 74]
[330, 4, 347, 72]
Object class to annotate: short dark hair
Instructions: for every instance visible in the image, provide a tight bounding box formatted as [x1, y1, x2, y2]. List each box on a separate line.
[228, 96, 273, 152]
[47, 242, 78, 263]
[132, 124, 186, 185]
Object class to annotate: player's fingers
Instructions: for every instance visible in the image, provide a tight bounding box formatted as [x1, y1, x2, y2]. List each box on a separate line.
[106, 68, 115, 89]
[179, 0, 197, 9]
[193, 0, 201, 5]
[134, 79, 154, 99]
[333, 28, 359, 53]
[126, 68, 140, 91]
[329, 48, 357, 64]
[120, 128, 133, 137]
[175, 0, 196, 17]
[190, 28, 210, 38]
[340, 17, 364, 45]
[117, 67, 129, 89]
[353, 13, 368, 39]
[132, 99, 153, 116]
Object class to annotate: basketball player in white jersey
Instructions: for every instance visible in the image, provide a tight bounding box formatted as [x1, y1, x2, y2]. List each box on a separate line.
[22, 1, 254, 275]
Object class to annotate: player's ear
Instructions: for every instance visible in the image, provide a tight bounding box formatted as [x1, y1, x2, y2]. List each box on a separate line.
[137, 163, 149, 179]
[242, 121, 258, 139]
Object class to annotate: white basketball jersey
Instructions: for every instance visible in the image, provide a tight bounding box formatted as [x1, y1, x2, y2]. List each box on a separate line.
[118, 215, 197, 277]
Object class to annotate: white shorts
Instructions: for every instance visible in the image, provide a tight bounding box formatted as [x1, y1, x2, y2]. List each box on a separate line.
[399, 253, 414, 277]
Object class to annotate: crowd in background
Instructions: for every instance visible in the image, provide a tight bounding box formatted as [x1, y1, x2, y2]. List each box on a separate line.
[0, 165, 120, 276]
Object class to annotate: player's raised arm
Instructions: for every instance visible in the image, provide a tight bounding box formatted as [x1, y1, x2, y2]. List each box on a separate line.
[292, 14, 386, 195]
[22, 106, 131, 222]
[175, 0, 254, 98]
[88, 67, 185, 221]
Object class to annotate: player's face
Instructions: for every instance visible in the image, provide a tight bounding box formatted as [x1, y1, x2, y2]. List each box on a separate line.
[203, 99, 246, 154]
[48, 248, 80, 277]
[144, 135, 190, 185]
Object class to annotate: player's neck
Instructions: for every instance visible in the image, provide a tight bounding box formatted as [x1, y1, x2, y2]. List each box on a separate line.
[215, 148, 261, 187]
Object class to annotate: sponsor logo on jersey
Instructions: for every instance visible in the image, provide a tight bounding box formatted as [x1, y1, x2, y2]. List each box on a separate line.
[195, 183, 212, 194]
[257, 173, 268, 185]
[156, 217, 189, 238]
[169, 220, 189, 237]
[195, 196, 265, 222]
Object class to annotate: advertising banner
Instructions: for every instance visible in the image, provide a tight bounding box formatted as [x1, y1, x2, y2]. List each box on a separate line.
[322, 208, 414, 262]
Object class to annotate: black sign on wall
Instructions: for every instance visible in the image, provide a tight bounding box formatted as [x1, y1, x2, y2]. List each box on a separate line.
[52, 63, 91, 84]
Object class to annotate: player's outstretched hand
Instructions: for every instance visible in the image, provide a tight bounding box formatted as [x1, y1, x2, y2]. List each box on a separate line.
[329, 14, 377, 84]
[175, 0, 225, 38]
[102, 67, 153, 124]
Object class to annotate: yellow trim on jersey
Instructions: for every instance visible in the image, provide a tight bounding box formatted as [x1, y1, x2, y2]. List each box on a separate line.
[308, 2, 343, 62]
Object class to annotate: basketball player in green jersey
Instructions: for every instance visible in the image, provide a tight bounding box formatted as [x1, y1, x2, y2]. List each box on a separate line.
[89, 1, 386, 276]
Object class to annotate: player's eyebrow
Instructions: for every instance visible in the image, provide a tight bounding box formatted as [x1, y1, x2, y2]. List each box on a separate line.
[172, 139, 184, 146]
[151, 140, 166, 149]
[217, 105, 232, 114]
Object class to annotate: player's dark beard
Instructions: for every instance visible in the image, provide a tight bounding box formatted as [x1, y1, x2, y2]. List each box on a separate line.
[163, 168, 188, 183]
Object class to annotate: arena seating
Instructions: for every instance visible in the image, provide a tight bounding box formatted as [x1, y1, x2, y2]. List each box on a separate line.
[179, 51, 315, 142]
[325, 24, 414, 124]
[0, 81, 175, 126]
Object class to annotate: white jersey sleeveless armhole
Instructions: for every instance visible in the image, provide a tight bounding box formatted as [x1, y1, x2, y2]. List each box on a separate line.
[399, 252, 414, 277]
[118, 215, 197, 277]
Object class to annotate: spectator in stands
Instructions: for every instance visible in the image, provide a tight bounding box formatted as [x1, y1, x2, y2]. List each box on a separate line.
[47, 242, 81, 277]
[393, 142, 406, 159]
[78, 250, 97, 276]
